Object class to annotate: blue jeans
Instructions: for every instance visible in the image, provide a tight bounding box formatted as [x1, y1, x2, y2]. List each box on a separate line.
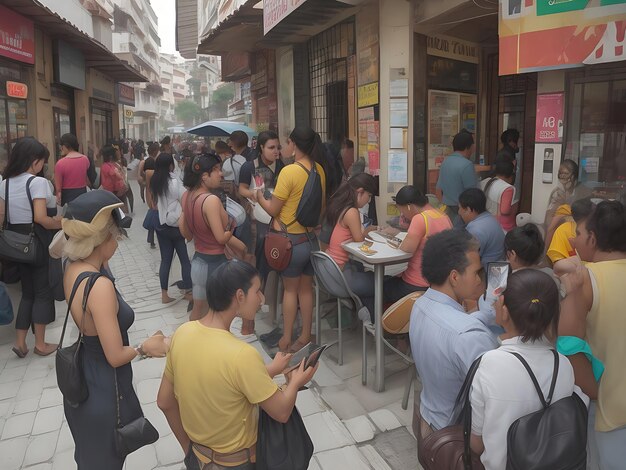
[155, 224, 191, 291]
[588, 401, 626, 470]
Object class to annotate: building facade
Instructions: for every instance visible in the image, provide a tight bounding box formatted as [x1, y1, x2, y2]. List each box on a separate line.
[176, 0, 626, 221]
[0, 0, 145, 170]
[112, 0, 161, 140]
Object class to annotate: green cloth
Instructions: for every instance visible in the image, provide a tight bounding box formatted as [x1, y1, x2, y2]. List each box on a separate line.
[557, 336, 604, 382]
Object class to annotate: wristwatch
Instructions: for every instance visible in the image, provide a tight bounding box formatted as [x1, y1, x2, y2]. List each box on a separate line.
[135, 343, 147, 359]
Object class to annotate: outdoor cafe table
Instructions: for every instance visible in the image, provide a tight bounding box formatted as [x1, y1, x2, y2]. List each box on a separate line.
[342, 237, 413, 392]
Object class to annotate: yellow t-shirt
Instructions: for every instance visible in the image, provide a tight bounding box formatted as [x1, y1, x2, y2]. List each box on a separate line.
[164, 321, 278, 453]
[547, 220, 577, 263]
[272, 161, 326, 234]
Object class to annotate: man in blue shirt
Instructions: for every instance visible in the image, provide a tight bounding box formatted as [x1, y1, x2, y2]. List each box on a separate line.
[436, 130, 478, 225]
[458, 188, 505, 270]
[410, 230, 497, 450]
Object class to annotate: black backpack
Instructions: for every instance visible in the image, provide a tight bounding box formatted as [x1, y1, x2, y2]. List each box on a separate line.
[289, 162, 323, 229]
[506, 350, 588, 470]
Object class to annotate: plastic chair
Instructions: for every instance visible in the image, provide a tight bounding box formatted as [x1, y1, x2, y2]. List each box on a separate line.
[310, 251, 369, 366]
[362, 291, 423, 409]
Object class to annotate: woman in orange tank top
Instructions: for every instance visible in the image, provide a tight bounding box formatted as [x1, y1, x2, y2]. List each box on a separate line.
[180, 153, 247, 321]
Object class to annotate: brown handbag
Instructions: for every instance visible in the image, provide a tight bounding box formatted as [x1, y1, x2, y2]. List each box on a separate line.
[264, 218, 292, 272]
[418, 357, 485, 470]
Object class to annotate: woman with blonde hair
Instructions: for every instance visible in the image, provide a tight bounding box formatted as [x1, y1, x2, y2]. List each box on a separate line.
[61, 190, 169, 469]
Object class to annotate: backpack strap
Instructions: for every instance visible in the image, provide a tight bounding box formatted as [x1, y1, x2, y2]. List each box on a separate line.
[509, 349, 559, 408]
[285, 162, 315, 228]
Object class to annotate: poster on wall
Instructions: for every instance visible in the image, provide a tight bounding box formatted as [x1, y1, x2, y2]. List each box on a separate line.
[388, 150, 408, 183]
[460, 94, 477, 133]
[536, 93, 564, 143]
[498, 0, 626, 75]
[358, 45, 379, 85]
[428, 90, 460, 169]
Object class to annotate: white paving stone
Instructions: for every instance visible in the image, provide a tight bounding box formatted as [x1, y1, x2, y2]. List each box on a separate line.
[343, 415, 376, 443]
[126, 442, 158, 470]
[368, 409, 403, 432]
[39, 387, 63, 408]
[0, 380, 20, 401]
[32, 405, 64, 435]
[56, 422, 74, 453]
[154, 432, 185, 466]
[315, 445, 371, 470]
[23, 430, 58, 467]
[303, 410, 354, 453]
[23, 463, 53, 470]
[307, 457, 322, 470]
[2, 411, 36, 439]
[358, 444, 394, 470]
[52, 448, 77, 470]
[17, 378, 45, 400]
[12, 397, 40, 415]
[0, 435, 29, 469]
[137, 377, 162, 404]
[296, 389, 328, 417]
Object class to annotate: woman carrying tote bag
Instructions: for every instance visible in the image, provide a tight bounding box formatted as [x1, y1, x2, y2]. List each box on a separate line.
[0, 137, 61, 358]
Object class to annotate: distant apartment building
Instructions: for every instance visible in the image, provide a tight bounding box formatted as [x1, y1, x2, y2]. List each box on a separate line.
[112, 0, 161, 140]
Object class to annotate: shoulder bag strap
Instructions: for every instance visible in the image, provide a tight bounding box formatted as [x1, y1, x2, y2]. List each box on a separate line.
[459, 356, 483, 470]
[420, 212, 429, 237]
[57, 272, 102, 348]
[25, 176, 36, 232]
[3, 178, 9, 229]
[509, 350, 559, 408]
[285, 162, 313, 228]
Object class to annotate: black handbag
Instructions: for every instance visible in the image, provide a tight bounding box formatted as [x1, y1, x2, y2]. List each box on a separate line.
[0, 177, 40, 264]
[56, 272, 102, 407]
[113, 368, 159, 458]
[256, 407, 313, 470]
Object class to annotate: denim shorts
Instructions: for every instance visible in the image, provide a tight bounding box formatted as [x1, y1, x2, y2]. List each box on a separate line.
[191, 252, 228, 300]
[280, 233, 319, 278]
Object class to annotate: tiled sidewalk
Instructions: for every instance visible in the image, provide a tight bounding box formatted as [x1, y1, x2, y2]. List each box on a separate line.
[0, 181, 419, 469]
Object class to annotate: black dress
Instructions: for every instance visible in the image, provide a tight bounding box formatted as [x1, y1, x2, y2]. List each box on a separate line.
[64, 271, 143, 470]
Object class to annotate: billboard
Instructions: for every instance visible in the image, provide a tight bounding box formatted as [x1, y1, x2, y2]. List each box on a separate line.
[0, 5, 35, 65]
[499, 0, 626, 75]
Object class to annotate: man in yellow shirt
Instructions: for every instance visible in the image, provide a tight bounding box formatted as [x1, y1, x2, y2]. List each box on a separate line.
[547, 199, 594, 269]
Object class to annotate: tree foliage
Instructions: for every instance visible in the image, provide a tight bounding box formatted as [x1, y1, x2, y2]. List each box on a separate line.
[175, 100, 201, 126]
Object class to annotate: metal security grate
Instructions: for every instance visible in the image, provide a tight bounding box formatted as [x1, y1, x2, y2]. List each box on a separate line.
[308, 20, 355, 143]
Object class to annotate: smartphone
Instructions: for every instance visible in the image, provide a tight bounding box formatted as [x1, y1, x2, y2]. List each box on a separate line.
[285, 342, 312, 371]
[485, 262, 510, 300]
[305, 344, 329, 369]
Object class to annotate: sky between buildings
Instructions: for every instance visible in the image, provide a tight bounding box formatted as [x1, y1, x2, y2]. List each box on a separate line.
[151, 0, 177, 54]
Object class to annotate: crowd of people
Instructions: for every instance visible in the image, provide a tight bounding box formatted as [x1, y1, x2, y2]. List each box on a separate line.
[0, 125, 624, 470]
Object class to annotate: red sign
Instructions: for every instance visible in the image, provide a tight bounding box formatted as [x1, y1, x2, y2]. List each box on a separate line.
[6, 81, 28, 99]
[117, 83, 135, 106]
[535, 93, 564, 143]
[0, 5, 35, 65]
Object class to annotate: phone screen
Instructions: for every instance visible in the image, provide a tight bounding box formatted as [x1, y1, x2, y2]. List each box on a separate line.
[485, 262, 510, 299]
[305, 345, 329, 369]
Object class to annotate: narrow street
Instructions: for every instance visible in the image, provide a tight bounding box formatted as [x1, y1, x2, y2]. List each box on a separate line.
[0, 182, 418, 470]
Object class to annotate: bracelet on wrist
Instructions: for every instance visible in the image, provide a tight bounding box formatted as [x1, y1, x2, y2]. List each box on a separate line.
[135, 344, 147, 360]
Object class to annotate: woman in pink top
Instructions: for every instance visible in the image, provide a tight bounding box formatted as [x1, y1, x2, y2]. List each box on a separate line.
[179, 153, 247, 321]
[383, 186, 452, 303]
[55, 133, 91, 206]
[325, 173, 378, 321]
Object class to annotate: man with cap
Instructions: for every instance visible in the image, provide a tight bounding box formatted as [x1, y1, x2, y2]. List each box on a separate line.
[382, 185, 452, 303]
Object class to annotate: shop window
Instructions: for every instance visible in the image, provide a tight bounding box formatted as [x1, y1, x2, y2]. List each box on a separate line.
[564, 76, 626, 203]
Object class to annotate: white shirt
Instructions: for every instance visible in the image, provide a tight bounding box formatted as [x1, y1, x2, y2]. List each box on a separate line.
[0, 173, 54, 224]
[480, 177, 515, 217]
[156, 174, 185, 227]
[222, 154, 246, 185]
[470, 337, 578, 470]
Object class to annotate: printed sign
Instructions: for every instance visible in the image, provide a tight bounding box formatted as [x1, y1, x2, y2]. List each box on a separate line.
[0, 5, 35, 65]
[6, 81, 28, 99]
[264, 0, 308, 35]
[117, 83, 136, 106]
[427, 35, 479, 64]
[499, 0, 626, 75]
[357, 82, 379, 107]
[535, 93, 564, 143]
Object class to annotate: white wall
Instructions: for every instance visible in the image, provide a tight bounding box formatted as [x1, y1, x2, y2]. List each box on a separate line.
[40, 0, 94, 38]
[530, 70, 566, 223]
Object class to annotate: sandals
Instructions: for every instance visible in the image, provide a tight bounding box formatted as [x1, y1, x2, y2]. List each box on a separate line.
[34, 344, 58, 356]
[12, 346, 28, 359]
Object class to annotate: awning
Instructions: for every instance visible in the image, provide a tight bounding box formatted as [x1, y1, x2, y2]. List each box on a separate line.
[3, 0, 147, 82]
[197, 0, 358, 56]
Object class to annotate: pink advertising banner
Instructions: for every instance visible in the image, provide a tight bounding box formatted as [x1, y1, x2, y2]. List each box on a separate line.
[535, 93, 564, 143]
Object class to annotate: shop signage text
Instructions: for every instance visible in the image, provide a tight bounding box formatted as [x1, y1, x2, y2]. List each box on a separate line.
[0, 6, 35, 65]
[124, 109, 134, 118]
[427, 36, 479, 64]
[358, 82, 379, 108]
[92, 88, 113, 103]
[117, 83, 136, 106]
[264, 0, 308, 35]
[6, 81, 28, 99]
[535, 93, 564, 143]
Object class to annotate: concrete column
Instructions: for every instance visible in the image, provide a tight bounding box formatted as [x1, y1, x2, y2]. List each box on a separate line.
[377, 0, 413, 221]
